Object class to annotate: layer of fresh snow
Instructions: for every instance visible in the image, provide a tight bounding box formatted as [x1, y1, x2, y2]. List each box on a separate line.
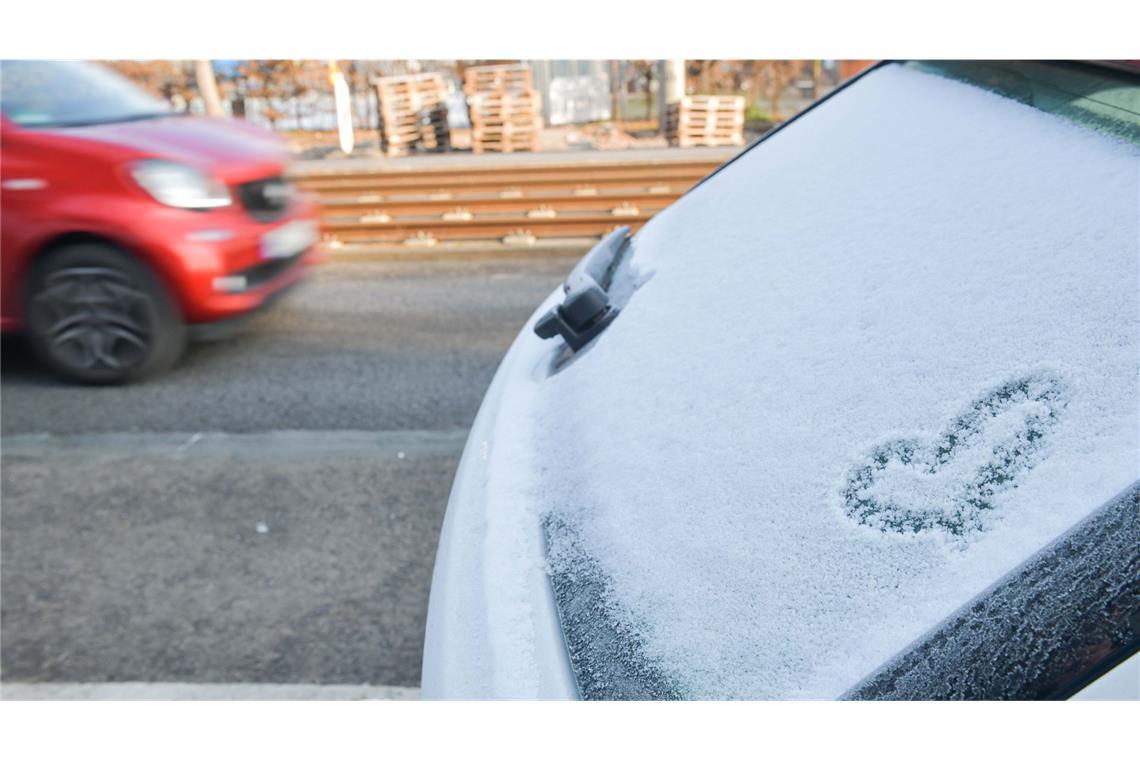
[532, 64, 1140, 698]
[421, 288, 577, 698]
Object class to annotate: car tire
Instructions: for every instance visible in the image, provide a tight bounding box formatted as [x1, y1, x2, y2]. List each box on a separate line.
[25, 242, 187, 384]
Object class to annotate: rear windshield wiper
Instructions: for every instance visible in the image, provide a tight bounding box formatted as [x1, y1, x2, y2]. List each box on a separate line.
[534, 225, 630, 351]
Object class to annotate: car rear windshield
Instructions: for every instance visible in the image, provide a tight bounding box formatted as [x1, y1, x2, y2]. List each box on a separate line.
[534, 62, 1140, 699]
[0, 60, 171, 128]
[904, 60, 1140, 144]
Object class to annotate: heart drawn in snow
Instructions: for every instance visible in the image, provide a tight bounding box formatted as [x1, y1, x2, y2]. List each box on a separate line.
[841, 372, 1068, 540]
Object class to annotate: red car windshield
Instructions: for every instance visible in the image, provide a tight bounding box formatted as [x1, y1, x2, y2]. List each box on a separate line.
[1, 60, 171, 128]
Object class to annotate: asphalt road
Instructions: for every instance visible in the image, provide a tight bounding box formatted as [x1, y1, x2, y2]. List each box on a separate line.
[0, 258, 569, 435]
[0, 256, 573, 689]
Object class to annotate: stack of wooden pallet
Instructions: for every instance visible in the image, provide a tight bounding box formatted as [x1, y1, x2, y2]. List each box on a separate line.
[464, 64, 542, 154]
[374, 73, 451, 157]
[663, 95, 746, 148]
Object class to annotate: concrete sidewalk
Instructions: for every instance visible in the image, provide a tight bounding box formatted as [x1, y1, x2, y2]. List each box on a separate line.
[1, 682, 419, 700]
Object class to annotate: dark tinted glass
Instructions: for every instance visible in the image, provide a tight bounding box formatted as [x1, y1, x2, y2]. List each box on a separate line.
[906, 60, 1140, 144]
[1, 60, 170, 128]
[843, 482, 1140, 700]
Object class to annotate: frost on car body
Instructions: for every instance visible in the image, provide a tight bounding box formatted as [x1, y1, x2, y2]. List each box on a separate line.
[423, 62, 1140, 700]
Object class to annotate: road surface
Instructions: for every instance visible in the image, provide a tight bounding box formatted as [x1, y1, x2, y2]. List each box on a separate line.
[1, 256, 572, 692]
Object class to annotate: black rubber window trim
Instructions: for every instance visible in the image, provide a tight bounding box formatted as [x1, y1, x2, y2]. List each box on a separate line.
[842, 481, 1140, 700]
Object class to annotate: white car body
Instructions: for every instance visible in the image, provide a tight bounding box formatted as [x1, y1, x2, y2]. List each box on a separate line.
[423, 61, 1140, 700]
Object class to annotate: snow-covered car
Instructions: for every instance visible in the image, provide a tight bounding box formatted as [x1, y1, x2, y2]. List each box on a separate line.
[422, 61, 1140, 700]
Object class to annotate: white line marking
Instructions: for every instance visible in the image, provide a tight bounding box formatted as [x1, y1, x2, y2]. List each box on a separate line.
[176, 432, 203, 454]
[2, 429, 470, 460]
[1, 682, 420, 701]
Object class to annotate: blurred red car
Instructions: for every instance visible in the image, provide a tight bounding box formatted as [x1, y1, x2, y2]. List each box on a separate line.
[0, 60, 320, 383]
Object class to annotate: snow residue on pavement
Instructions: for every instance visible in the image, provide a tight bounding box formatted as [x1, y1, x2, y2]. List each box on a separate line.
[534, 64, 1140, 698]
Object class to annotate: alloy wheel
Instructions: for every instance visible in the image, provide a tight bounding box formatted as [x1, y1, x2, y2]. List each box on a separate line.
[29, 265, 156, 373]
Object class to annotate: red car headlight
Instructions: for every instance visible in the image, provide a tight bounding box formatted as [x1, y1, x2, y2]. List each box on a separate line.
[129, 159, 231, 210]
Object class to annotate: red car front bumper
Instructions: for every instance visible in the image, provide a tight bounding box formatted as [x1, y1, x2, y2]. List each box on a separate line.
[127, 195, 323, 326]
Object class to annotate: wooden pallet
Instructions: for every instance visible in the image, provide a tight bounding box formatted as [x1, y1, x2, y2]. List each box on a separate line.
[470, 137, 541, 154]
[663, 118, 744, 134]
[416, 105, 451, 152]
[465, 64, 542, 154]
[670, 95, 745, 109]
[376, 72, 447, 96]
[468, 92, 542, 118]
[664, 96, 745, 148]
[374, 73, 452, 156]
[665, 112, 745, 126]
[463, 63, 533, 95]
[671, 135, 745, 148]
[472, 123, 540, 135]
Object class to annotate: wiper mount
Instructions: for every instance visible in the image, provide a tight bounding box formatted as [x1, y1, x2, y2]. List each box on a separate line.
[533, 225, 630, 352]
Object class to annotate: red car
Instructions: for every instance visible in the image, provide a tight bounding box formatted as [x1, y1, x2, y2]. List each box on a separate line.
[0, 60, 320, 383]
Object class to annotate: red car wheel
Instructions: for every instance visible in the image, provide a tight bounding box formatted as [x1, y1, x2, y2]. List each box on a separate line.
[26, 243, 187, 383]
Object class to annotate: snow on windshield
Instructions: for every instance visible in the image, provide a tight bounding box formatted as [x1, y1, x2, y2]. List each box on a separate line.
[533, 64, 1140, 699]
